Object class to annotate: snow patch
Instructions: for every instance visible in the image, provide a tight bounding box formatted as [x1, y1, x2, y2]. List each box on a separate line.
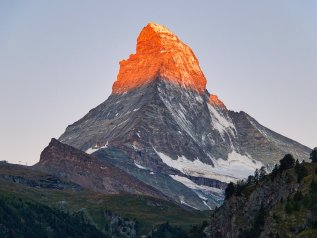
[179, 197, 198, 210]
[248, 117, 269, 138]
[134, 162, 148, 170]
[85, 141, 108, 154]
[156, 149, 262, 183]
[170, 175, 223, 194]
[158, 88, 197, 142]
[203, 201, 212, 210]
[207, 104, 236, 138]
[195, 95, 203, 103]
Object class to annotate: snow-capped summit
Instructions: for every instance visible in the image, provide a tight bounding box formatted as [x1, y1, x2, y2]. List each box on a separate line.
[57, 23, 310, 210]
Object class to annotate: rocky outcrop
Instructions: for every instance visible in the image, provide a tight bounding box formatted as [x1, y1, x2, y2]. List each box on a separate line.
[0, 162, 81, 190]
[35, 138, 167, 199]
[205, 173, 297, 237]
[209, 94, 227, 110]
[112, 22, 206, 94]
[204, 162, 317, 237]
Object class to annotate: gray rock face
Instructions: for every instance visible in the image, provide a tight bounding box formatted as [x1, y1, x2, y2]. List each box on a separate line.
[229, 111, 310, 168]
[58, 78, 310, 210]
[35, 138, 167, 199]
[204, 171, 300, 238]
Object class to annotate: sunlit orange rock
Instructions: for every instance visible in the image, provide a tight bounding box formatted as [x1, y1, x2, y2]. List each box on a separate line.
[209, 94, 227, 110]
[112, 22, 207, 94]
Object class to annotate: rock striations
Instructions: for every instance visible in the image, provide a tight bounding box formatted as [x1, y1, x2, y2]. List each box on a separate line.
[112, 22, 207, 94]
[45, 22, 310, 210]
[36, 138, 167, 199]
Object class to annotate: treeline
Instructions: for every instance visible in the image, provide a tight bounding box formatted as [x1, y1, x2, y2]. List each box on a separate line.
[225, 147, 317, 200]
[284, 167, 317, 215]
[0, 195, 105, 238]
[146, 220, 209, 238]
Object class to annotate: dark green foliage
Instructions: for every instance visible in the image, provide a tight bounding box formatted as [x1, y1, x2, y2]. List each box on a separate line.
[279, 154, 295, 171]
[148, 220, 208, 238]
[295, 160, 308, 183]
[285, 202, 293, 214]
[310, 148, 317, 163]
[284, 198, 302, 214]
[271, 164, 279, 180]
[247, 175, 255, 184]
[270, 154, 298, 181]
[254, 169, 260, 182]
[254, 203, 266, 228]
[259, 167, 267, 180]
[284, 191, 305, 214]
[238, 229, 256, 238]
[146, 222, 185, 238]
[223, 160, 317, 238]
[0, 195, 105, 238]
[238, 204, 266, 238]
[235, 180, 248, 196]
[226, 166, 268, 199]
[310, 180, 317, 193]
[294, 191, 303, 201]
[225, 182, 235, 199]
[186, 220, 208, 238]
[301, 179, 317, 215]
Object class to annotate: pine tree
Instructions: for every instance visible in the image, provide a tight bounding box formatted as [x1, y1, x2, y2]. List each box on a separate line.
[225, 182, 235, 199]
[279, 154, 295, 171]
[259, 166, 266, 180]
[247, 175, 254, 185]
[254, 169, 260, 182]
[255, 203, 266, 228]
[271, 164, 279, 180]
[295, 160, 308, 183]
[310, 148, 317, 163]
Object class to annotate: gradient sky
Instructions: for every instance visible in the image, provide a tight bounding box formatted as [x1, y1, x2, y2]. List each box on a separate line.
[0, 1, 316, 165]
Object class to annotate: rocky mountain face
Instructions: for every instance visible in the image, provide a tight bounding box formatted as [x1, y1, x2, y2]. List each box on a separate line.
[112, 22, 206, 94]
[204, 161, 317, 238]
[35, 138, 166, 199]
[55, 22, 310, 210]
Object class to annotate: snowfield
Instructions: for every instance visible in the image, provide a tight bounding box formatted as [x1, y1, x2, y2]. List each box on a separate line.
[156, 149, 263, 183]
[170, 175, 223, 194]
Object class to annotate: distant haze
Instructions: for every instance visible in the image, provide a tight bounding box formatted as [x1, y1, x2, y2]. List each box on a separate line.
[0, 1, 316, 165]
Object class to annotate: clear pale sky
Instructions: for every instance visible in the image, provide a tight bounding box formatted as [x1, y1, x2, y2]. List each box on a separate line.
[0, 1, 316, 165]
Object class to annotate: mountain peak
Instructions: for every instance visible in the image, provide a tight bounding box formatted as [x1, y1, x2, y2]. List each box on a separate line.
[112, 22, 207, 94]
[146, 22, 174, 35]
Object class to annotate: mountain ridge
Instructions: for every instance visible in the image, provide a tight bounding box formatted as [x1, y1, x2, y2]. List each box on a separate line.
[35, 138, 167, 199]
[55, 22, 310, 210]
